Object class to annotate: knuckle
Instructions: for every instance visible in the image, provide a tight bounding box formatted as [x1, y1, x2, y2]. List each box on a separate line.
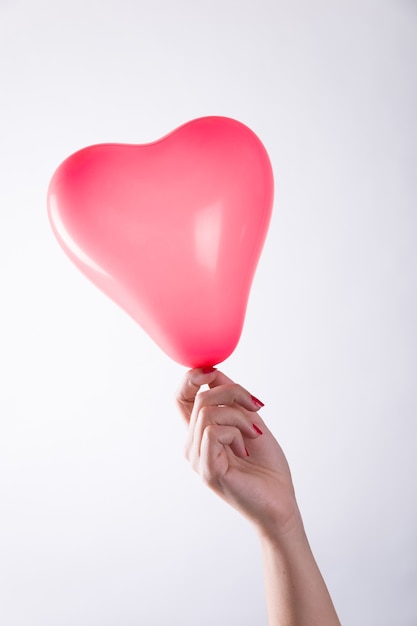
[225, 383, 245, 403]
[194, 388, 210, 407]
[198, 405, 218, 429]
[233, 383, 246, 397]
[198, 404, 215, 424]
[203, 422, 218, 441]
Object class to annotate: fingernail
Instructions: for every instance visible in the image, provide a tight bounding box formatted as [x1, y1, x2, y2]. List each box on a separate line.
[245, 447, 250, 457]
[252, 424, 263, 435]
[201, 366, 216, 374]
[250, 394, 264, 408]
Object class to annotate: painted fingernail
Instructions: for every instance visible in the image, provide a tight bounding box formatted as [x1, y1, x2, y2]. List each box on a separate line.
[245, 447, 250, 457]
[201, 366, 216, 374]
[250, 394, 265, 408]
[253, 424, 263, 435]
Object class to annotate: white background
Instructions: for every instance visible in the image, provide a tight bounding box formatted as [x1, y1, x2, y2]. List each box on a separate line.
[0, 1, 416, 624]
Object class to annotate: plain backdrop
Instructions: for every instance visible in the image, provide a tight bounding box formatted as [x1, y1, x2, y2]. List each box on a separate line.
[0, 1, 416, 624]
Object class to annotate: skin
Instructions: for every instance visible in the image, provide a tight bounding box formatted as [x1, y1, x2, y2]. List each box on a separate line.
[176, 367, 341, 626]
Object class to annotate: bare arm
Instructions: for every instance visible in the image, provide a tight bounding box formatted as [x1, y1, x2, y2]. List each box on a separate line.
[176, 367, 341, 626]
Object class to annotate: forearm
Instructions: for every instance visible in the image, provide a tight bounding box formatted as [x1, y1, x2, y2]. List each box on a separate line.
[259, 521, 341, 626]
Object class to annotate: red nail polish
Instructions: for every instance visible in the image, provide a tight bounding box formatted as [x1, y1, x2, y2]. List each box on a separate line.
[201, 366, 216, 374]
[245, 447, 250, 457]
[253, 424, 263, 435]
[250, 394, 264, 408]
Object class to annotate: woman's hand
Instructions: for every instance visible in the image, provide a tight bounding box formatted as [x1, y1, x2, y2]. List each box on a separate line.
[177, 368, 342, 625]
[176, 368, 302, 540]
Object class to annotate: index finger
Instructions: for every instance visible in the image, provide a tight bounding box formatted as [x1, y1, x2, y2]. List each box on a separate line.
[207, 370, 235, 389]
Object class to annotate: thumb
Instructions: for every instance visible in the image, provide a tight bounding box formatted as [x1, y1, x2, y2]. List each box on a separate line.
[176, 367, 219, 423]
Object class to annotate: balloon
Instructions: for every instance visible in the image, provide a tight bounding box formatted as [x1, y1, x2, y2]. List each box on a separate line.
[47, 116, 274, 367]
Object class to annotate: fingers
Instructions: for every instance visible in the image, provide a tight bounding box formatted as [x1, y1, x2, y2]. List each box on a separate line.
[199, 424, 247, 486]
[185, 402, 259, 463]
[188, 383, 263, 443]
[206, 369, 235, 388]
[176, 367, 264, 422]
[179, 368, 265, 476]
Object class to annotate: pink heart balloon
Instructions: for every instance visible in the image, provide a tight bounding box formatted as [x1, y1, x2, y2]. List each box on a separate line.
[47, 116, 274, 367]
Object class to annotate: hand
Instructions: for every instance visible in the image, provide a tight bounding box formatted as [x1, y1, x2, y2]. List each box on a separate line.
[176, 368, 303, 540]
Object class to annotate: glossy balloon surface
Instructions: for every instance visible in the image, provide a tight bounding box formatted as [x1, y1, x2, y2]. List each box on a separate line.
[47, 116, 274, 367]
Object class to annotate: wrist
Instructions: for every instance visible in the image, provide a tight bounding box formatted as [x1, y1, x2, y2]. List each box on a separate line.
[255, 497, 306, 548]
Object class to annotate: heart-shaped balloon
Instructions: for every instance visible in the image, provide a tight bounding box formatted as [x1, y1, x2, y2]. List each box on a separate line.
[47, 116, 274, 367]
